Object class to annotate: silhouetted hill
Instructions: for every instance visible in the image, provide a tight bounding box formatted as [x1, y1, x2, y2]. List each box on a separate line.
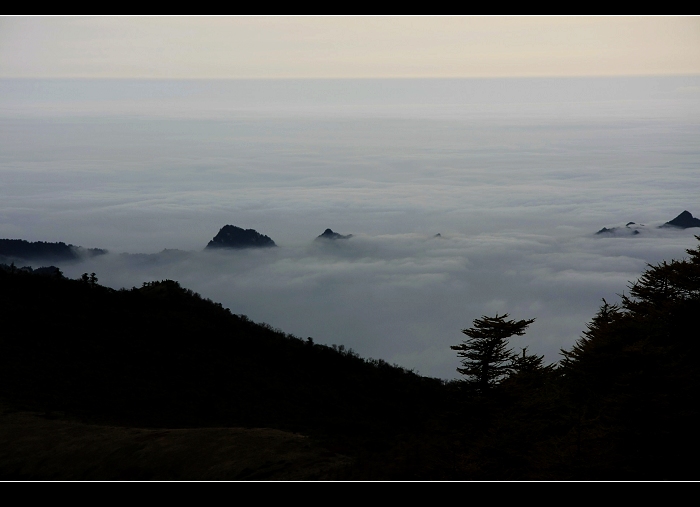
[3, 237, 700, 479]
[661, 210, 700, 229]
[0, 268, 451, 476]
[205, 225, 276, 250]
[315, 229, 352, 240]
[0, 263, 63, 277]
[0, 239, 106, 263]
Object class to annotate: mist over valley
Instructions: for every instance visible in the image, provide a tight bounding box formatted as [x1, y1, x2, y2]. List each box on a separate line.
[1, 77, 699, 380]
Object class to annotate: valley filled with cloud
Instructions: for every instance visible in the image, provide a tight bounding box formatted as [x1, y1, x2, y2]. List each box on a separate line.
[1, 77, 699, 379]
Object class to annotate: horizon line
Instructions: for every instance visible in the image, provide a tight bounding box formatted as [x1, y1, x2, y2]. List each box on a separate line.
[3, 73, 700, 81]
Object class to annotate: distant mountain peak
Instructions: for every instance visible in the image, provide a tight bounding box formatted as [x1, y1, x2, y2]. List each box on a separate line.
[0, 238, 107, 262]
[205, 225, 277, 250]
[661, 210, 700, 229]
[596, 225, 641, 236]
[316, 229, 352, 241]
[596, 210, 700, 236]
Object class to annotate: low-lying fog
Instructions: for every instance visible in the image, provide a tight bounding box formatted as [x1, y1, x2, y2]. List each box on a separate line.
[2, 77, 699, 379]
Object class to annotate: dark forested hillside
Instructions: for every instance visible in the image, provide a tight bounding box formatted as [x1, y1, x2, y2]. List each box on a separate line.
[0, 239, 106, 263]
[457, 236, 700, 480]
[0, 267, 454, 477]
[2, 236, 700, 480]
[555, 238, 700, 479]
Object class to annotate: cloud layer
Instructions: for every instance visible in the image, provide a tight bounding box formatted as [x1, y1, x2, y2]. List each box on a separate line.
[2, 77, 699, 379]
[47, 228, 699, 380]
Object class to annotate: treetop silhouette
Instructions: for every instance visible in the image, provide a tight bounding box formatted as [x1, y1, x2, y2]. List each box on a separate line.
[451, 313, 535, 393]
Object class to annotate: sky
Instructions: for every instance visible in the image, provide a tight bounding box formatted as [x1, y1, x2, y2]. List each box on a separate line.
[1, 16, 700, 79]
[1, 17, 700, 379]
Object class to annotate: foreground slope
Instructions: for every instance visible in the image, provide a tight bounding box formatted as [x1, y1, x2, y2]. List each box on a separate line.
[0, 403, 350, 480]
[3, 236, 700, 479]
[0, 269, 452, 478]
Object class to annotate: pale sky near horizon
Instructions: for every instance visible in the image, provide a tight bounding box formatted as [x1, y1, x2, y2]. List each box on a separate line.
[1, 16, 699, 79]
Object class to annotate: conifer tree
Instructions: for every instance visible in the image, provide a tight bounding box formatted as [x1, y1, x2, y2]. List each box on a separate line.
[510, 347, 552, 377]
[451, 314, 535, 393]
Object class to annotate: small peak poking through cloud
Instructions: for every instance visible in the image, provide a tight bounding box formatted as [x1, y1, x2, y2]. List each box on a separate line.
[316, 229, 353, 241]
[205, 225, 277, 250]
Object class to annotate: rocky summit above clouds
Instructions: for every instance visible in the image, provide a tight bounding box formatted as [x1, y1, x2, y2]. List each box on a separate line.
[315, 229, 353, 241]
[205, 225, 277, 250]
[596, 211, 700, 236]
[660, 210, 700, 229]
[596, 223, 643, 236]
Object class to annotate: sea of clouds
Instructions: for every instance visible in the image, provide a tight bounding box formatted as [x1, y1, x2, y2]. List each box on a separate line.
[1, 77, 699, 379]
